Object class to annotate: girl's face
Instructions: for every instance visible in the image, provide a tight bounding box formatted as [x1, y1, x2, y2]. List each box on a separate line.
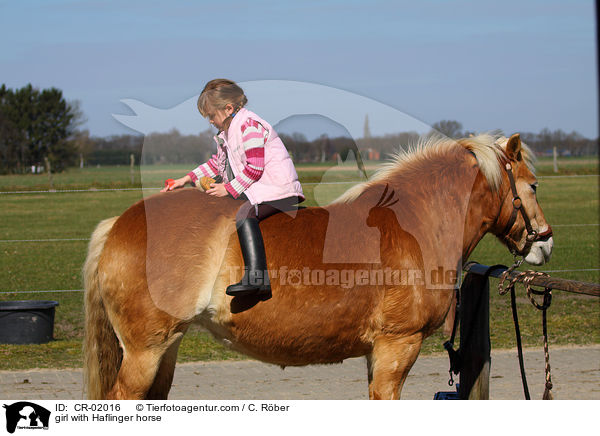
[207, 103, 234, 131]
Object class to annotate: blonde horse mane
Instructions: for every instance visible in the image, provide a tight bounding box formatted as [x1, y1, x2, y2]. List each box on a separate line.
[334, 132, 535, 204]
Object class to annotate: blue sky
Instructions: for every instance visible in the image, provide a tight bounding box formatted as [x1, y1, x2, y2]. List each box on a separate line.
[0, 0, 597, 138]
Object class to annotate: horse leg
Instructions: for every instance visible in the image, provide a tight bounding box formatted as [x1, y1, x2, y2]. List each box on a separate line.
[368, 333, 423, 400]
[106, 331, 183, 400]
[146, 333, 185, 400]
[105, 348, 161, 400]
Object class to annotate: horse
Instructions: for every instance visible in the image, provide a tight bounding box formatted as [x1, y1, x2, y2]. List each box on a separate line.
[83, 132, 553, 400]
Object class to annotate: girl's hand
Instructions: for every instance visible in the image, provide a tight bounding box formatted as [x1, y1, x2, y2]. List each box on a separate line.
[161, 176, 189, 192]
[206, 183, 229, 197]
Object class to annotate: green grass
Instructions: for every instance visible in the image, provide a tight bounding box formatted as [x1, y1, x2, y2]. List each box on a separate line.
[535, 156, 599, 175]
[0, 157, 598, 370]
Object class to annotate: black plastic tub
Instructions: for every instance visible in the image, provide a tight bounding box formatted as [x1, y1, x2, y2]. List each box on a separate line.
[0, 301, 59, 344]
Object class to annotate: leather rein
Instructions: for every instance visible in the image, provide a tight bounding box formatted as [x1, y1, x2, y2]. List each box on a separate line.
[500, 162, 553, 256]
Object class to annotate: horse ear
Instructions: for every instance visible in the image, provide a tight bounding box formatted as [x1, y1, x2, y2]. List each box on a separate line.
[506, 133, 522, 161]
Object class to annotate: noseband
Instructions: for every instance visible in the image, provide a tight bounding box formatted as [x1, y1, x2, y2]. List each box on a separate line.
[500, 162, 553, 256]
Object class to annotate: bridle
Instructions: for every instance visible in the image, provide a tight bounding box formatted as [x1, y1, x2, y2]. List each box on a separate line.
[500, 162, 553, 256]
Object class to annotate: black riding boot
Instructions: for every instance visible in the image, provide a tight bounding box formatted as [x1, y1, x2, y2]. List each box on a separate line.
[226, 218, 271, 297]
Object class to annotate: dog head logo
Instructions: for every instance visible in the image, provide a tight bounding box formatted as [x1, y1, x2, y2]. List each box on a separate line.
[3, 402, 50, 433]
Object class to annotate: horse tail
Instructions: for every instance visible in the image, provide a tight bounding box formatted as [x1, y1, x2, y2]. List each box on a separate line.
[83, 216, 120, 400]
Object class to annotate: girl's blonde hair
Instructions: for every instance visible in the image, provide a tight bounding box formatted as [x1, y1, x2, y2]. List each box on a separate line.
[197, 79, 248, 117]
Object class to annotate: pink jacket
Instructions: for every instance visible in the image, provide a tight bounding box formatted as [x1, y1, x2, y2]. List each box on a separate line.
[210, 108, 304, 205]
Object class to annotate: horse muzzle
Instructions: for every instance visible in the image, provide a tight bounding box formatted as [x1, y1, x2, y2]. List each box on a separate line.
[522, 227, 554, 265]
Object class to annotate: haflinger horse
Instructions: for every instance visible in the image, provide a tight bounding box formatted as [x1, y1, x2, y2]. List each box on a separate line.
[83, 132, 553, 400]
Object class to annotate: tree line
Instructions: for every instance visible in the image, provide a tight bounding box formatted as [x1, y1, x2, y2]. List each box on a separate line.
[72, 122, 598, 169]
[0, 84, 597, 175]
[431, 120, 598, 157]
[0, 84, 83, 174]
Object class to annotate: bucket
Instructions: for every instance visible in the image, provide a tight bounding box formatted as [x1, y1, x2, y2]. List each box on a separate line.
[0, 301, 59, 344]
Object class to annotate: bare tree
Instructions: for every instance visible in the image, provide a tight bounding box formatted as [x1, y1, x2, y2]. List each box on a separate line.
[431, 120, 464, 138]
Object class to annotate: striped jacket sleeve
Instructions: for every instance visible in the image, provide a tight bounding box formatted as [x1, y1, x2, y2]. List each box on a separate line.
[187, 154, 219, 184]
[224, 119, 267, 198]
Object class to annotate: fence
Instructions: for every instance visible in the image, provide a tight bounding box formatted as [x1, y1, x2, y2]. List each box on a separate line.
[455, 262, 600, 400]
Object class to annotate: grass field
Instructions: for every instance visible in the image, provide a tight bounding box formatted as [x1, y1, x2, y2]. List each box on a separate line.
[0, 155, 598, 370]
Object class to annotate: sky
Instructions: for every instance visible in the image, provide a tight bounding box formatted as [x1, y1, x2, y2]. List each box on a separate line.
[0, 0, 597, 139]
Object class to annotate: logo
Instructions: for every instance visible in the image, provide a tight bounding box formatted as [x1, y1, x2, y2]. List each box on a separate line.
[2, 402, 50, 434]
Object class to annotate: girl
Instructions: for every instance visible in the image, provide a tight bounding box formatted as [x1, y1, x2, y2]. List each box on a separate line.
[162, 79, 304, 296]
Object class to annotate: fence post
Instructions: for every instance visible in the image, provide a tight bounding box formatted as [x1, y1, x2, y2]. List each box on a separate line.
[130, 154, 135, 185]
[459, 272, 490, 399]
[44, 156, 53, 189]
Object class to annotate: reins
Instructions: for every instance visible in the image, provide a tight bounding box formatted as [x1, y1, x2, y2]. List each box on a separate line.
[498, 260, 554, 400]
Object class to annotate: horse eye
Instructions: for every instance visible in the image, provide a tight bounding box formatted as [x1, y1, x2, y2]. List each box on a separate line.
[531, 183, 538, 194]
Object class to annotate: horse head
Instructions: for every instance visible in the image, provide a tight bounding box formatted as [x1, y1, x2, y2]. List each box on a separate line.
[494, 133, 553, 265]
